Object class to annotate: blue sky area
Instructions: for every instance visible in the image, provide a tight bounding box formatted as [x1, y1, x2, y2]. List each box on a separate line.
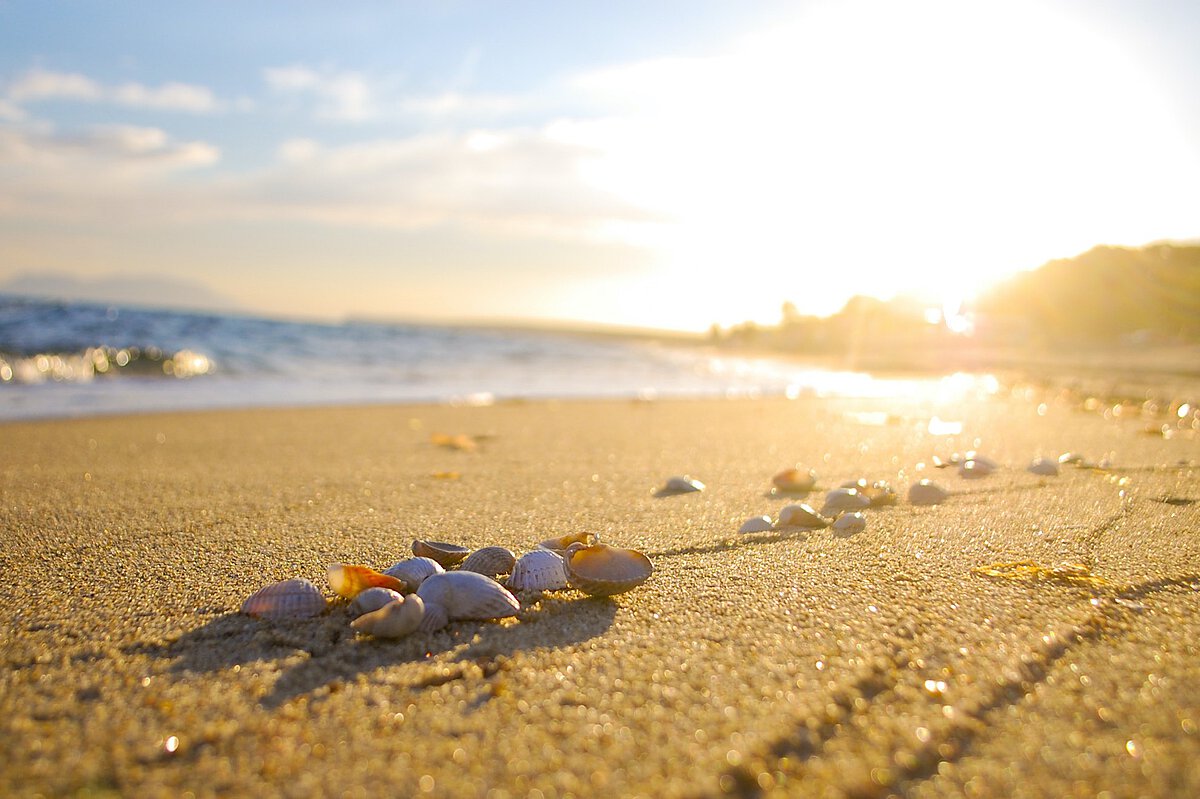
[2, 0, 1199, 330]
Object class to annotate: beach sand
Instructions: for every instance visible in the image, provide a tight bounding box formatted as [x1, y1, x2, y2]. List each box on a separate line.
[2, 390, 1198, 798]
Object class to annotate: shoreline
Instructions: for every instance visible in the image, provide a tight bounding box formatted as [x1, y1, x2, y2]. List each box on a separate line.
[2, 393, 1197, 797]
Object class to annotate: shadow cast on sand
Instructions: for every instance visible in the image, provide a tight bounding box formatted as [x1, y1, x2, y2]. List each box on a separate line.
[128, 593, 619, 710]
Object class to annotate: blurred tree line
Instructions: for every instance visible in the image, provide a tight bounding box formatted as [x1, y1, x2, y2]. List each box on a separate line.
[709, 244, 1200, 361]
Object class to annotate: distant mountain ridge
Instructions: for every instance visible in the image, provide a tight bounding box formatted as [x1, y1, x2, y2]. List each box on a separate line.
[0, 272, 242, 314]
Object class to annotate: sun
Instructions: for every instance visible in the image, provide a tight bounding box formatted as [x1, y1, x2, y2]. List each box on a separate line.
[562, 0, 1199, 331]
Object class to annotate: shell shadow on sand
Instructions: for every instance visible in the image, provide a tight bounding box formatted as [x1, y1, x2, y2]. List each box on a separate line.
[127, 595, 618, 710]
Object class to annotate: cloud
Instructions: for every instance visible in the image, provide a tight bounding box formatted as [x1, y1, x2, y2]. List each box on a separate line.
[237, 127, 653, 239]
[263, 65, 375, 121]
[6, 68, 219, 113]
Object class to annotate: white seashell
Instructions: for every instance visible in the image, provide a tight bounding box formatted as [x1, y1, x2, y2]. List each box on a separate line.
[658, 475, 705, 495]
[384, 556, 444, 591]
[1058, 452, 1085, 465]
[564, 543, 654, 597]
[508, 549, 569, 591]
[415, 571, 521, 632]
[964, 451, 998, 469]
[460, 546, 517, 578]
[1027, 457, 1059, 476]
[908, 480, 949, 506]
[821, 487, 871, 516]
[241, 578, 326, 620]
[349, 587, 404, 618]
[775, 503, 831, 529]
[351, 595, 425, 638]
[958, 459, 995, 479]
[832, 512, 867, 535]
[411, 540, 471, 568]
[772, 467, 816, 493]
[739, 515, 775, 534]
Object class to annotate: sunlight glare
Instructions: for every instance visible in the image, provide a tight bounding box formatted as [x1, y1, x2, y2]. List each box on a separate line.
[565, 0, 1200, 330]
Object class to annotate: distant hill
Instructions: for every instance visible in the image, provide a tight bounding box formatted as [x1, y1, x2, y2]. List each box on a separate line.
[974, 244, 1200, 344]
[0, 272, 243, 314]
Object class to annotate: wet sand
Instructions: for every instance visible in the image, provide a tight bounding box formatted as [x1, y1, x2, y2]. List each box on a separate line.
[2, 391, 1198, 798]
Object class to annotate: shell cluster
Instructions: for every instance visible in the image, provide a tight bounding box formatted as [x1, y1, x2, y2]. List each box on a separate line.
[241, 529, 654, 640]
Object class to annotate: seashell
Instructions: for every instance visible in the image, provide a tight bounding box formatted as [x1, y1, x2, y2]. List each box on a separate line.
[415, 571, 520, 632]
[384, 556, 444, 591]
[908, 480, 949, 506]
[411, 540, 471, 568]
[537, 532, 600, 553]
[349, 587, 404, 618]
[241, 578, 326, 620]
[772, 467, 816, 493]
[862, 481, 897, 507]
[832, 512, 867, 535]
[460, 546, 517, 579]
[508, 549, 569, 591]
[564, 543, 653, 597]
[657, 475, 705, 495]
[821, 487, 870, 516]
[739, 515, 775, 534]
[839, 478, 869, 490]
[960, 453, 998, 479]
[327, 563, 407, 599]
[1027, 457, 1059, 476]
[775, 503, 830, 529]
[1058, 452, 1085, 465]
[351, 595, 425, 638]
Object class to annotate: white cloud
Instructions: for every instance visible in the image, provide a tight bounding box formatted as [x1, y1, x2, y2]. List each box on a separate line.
[264, 65, 375, 121]
[6, 68, 219, 113]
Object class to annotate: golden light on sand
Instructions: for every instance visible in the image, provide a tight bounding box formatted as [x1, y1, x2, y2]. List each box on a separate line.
[561, 0, 1198, 331]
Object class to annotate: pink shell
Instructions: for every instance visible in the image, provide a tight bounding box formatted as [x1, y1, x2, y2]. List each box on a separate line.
[241, 578, 326, 620]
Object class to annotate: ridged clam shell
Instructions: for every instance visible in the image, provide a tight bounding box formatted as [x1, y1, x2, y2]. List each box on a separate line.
[1027, 457, 1059, 476]
[241, 578, 326, 620]
[657, 475, 704, 495]
[821, 487, 871, 516]
[564, 544, 653, 597]
[384, 556, 444, 591]
[412, 539, 471, 568]
[415, 571, 520, 632]
[776, 503, 830, 529]
[351, 595, 425, 638]
[327, 563, 407, 599]
[349, 586, 404, 617]
[832, 512, 867, 535]
[908, 480, 949, 505]
[537, 532, 599, 553]
[772, 467, 816, 493]
[460, 546, 517, 578]
[508, 549, 569, 591]
[738, 515, 775, 534]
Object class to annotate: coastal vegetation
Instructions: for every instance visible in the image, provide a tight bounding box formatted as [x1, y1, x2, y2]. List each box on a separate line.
[708, 244, 1200, 372]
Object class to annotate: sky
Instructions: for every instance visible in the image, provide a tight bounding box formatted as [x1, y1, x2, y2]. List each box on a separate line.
[2, 0, 1199, 332]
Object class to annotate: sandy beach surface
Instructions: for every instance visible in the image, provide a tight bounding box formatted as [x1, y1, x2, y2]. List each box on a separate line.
[2, 387, 1198, 798]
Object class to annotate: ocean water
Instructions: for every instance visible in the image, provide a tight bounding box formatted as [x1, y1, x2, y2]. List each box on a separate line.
[0, 296, 996, 421]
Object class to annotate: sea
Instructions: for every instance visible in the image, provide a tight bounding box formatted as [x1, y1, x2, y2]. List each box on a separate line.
[0, 296, 995, 421]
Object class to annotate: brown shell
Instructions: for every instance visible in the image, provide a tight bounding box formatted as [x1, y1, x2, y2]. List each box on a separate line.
[771, 467, 816, 493]
[411, 539, 471, 568]
[241, 578, 326, 620]
[537, 532, 599, 553]
[326, 563, 407, 599]
[564, 544, 653, 597]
